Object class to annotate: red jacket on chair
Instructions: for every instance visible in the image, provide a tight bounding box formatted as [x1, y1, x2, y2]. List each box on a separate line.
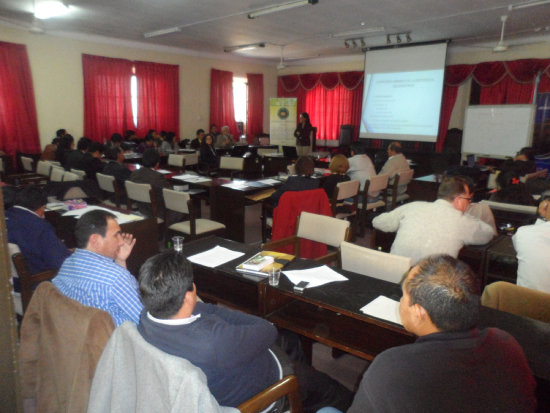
[272, 188, 333, 259]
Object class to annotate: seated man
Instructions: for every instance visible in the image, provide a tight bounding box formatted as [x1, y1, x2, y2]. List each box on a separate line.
[65, 136, 91, 171]
[348, 254, 536, 413]
[190, 128, 205, 150]
[215, 125, 234, 149]
[373, 176, 494, 264]
[513, 190, 550, 293]
[268, 156, 320, 207]
[347, 143, 376, 192]
[129, 148, 170, 218]
[380, 141, 411, 195]
[81, 141, 105, 180]
[103, 146, 131, 186]
[6, 186, 71, 273]
[53, 210, 142, 326]
[138, 250, 353, 412]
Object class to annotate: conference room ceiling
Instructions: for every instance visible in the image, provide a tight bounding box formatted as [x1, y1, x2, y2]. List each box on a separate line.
[1, 0, 549, 66]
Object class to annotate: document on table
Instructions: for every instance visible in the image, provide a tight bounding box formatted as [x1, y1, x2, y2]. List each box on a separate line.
[172, 173, 211, 183]
[258, 178, 280, 185]
[283, 265, 348, 288]
[62, 206, 143, 224]
[155, 169, 172, 174]
[360, 295, 402, 325]
[187, 245, 245, 268]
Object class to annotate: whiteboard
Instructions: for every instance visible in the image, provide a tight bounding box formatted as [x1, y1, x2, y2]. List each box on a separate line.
[462, 105, 535, 158]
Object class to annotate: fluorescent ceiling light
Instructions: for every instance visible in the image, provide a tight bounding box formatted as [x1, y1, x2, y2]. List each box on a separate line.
[509, 0, 550, 10]
[144, 27, 182, 38]
[248, 0, 318, 19]
[331, 27, 385, 38]
[224, 42, 266, 53]
[34, 1, 70, 20]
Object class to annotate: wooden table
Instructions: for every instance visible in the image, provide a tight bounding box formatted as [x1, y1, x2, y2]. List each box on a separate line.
[182, 236, 550, 385]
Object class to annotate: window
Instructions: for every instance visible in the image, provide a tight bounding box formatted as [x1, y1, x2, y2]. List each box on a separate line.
[233, 77, 247, 133]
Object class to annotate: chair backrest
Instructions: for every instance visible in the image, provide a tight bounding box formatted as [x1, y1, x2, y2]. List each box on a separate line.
[219, 156, 244, 171]
[297, 211, 350, 247]
[163, 188, 191, 214]
[125, 180, 153, 203]
[396, 168, 414, 186]
[334, 179, 360, 201]
[480, 199, 538, 215]
[96, 172, 116, 192]
[21, 156, 34, 172]
[50, 166, 65, 182]
[183, 152, 198, 167]
[366, 173, 390, 195]
[63, 171, 79, 181]
[340, 241, 412, 283]
[20, 282, 114, 413]
[482, 281, 550, 323]
[168, 154, 185, 168]
[88, 322, 233, 413]
[70, 168, 86, 179]
[36, 160, 52, 177]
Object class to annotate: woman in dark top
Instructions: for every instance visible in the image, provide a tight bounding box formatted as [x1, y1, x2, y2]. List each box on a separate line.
[269, 156, 319, 207]
[199, 134, 218, 169]
[489, 169, 536, 206]
[323, 154, 350, 199]
[294, 112, 313, 157]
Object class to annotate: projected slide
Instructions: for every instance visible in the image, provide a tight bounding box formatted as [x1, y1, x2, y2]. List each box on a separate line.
[359, 43, 447, 143]
[361, 70, 443, 136]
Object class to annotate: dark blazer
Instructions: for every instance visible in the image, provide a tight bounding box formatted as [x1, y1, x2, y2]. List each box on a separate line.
[199, 144, 218, 168]
[103, 161, 131, 186]
[269, 176, 320, 207]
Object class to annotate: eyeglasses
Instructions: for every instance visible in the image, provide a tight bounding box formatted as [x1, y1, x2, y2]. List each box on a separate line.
[457, 196, 473, 203]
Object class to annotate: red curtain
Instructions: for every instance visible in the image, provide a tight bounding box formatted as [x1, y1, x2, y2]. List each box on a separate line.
[278, 72, 363, 141]
[135, 61, 179, 137]
[83, 54, 134, 143]
[247, 73, 264, 143]
[0, 41, 41, 157]
[210, 69, 239, 138]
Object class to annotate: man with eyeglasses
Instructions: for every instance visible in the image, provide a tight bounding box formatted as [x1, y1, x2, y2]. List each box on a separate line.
[373, 176, 494, 264]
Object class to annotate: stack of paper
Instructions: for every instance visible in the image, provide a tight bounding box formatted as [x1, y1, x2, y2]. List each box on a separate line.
[360, 295, 402, 325]
[187, 246, 245, 268]
[282, 265, 348, 288]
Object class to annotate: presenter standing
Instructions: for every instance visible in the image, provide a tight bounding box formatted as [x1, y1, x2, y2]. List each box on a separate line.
[294, 112, 313, 156]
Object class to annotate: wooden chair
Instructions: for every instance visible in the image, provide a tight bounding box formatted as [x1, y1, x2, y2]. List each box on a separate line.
[50, 166, 65, 182]
[219, 156, 245, 179]
[21, 156, 34, 172]
[238, 374, 302, 413]
[163, 188, 226, 241]
[70, 168, 86, 179]
[62, 171, 79, 181]
[388, 169, 414, 210]
[354, 173, 389, 236]
[263, 211, 350, 264]
[330, 179, 360, 239]
[340, 241, 412, 284]
[96, 172, 124, 208]
[125, 180, 162, 222]
[167, 154, 186, 171]
[481, 281, 550, 324]
[9, 243, 58, 313]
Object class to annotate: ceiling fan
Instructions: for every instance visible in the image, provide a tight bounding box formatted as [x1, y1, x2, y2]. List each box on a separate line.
[276, 44, 319, 69]
[493, 15, 509, 53]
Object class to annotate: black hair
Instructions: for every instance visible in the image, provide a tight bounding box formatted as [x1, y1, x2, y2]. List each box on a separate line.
[517, 147, 535, 161]
[89, 142, 105, 154]
[139, 250, 194, 318]
[110, 133, 123, 143]
[15, 185, 47, 211]
[105, 146, 122, 161]
[77, 137, 92, 152]
[350, 142, 365, 155]
[142, 148, 160, 167]
[196, 129, 205, 136]
[405, 255, 480, 331]
[56, 129, 66, 137]
[300, 112, 311, 126]
[75, 210, 116, 249]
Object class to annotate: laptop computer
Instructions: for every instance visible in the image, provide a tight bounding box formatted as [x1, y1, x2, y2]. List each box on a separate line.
[282, 146, 298, 159]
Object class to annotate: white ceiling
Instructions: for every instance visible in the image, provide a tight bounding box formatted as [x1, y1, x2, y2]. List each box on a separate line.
[1, 0, 550, 66]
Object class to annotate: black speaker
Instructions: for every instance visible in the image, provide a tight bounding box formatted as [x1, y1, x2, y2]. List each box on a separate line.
[339, 125, 353, 146]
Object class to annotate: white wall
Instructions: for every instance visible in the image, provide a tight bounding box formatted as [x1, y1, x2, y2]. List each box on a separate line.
[0, 25, 278, 149]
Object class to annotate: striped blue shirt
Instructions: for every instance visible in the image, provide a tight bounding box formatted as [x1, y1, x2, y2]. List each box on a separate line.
[53, 249, 142, 326]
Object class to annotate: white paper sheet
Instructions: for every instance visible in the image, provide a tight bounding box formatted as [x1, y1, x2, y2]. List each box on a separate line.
[171, 173, 211, 183]
[360, 295, 402, 325]
[62, 206, 143, 224]
[186, 245, 245, 268]
[155, 169, 172, 174]
[282, 265, 348, 288]
[258, 178, 281, 185]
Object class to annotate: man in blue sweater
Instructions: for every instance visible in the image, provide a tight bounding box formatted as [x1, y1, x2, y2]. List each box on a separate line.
[6, 185, 71, 273]
[137, 251, 353, 412]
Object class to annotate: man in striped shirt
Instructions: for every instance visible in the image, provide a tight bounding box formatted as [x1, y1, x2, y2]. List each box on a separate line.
[53, 210, 143, 326]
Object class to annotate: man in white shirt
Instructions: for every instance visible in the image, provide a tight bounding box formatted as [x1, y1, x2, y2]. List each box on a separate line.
[380, 141, 411, 195]
[347, 143, 376, 191]
[373, 176, 494, 264]
[513, 191, 550, 293]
